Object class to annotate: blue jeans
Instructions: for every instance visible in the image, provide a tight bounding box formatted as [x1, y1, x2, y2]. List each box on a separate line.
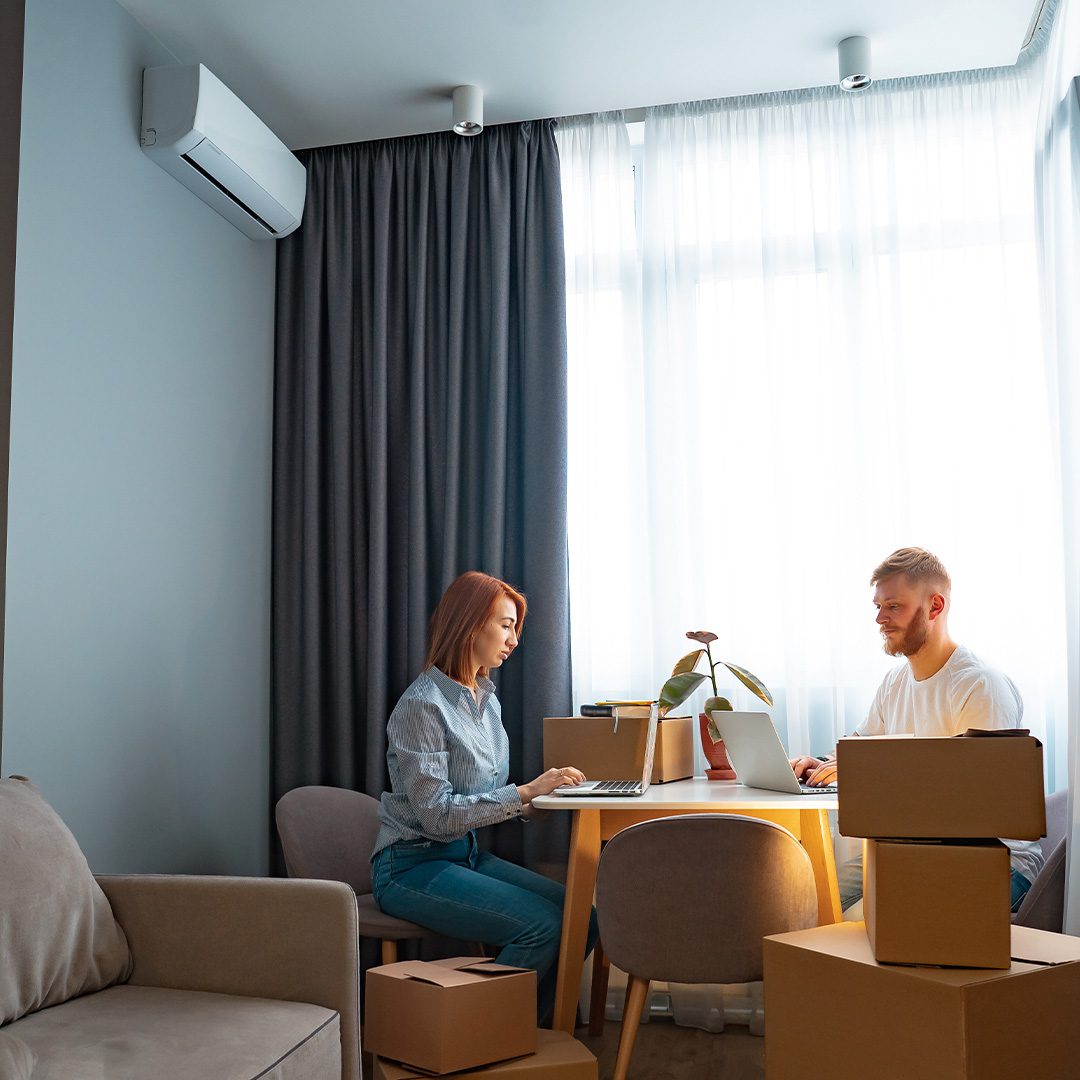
[1010, 869, 1032, 912]
[371, 832, 600, 1025]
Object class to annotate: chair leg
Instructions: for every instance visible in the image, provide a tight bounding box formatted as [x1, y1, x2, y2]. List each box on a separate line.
[588, 941, 611, 1036]
[613, 974, 650, 1080]
[380, 940, 398, 965]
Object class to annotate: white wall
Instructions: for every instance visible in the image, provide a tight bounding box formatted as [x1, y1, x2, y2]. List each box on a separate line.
[4, 0, 276, 874]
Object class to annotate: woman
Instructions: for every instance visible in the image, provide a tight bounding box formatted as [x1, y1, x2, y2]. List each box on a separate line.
[371, 571, 599, 1025]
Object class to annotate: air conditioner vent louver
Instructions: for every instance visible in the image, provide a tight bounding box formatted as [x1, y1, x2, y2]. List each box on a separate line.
[141, 64, 306, 241]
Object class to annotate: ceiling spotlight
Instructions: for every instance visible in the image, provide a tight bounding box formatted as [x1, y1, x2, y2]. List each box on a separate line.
[838, 36, 872, 92]
[452, 85, 483, 136]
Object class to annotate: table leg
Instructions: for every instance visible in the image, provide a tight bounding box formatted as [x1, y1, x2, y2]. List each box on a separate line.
[553, 808, 601, 1033]
[800, 807, 842, 924]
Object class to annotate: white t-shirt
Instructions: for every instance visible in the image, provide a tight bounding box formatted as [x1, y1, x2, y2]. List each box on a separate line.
[855, 644, 1041, 883]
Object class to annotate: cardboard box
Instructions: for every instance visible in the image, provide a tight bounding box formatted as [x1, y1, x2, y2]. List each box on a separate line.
[653, 716, 694, 782]
[865, 839, 1012, 968]
[372, 1030, 598, 1079]
[764, 922, 1080, 1080]
[365, 958, 536, 1075]
[543, 715, 650, 781]
[836, 734, 1045, 839]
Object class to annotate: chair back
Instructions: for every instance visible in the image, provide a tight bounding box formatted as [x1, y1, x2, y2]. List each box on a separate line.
[1045, 788, 1069, 853]
[275, 786, 382, 895]
[1014, 788, 1069, 932]
[595, 814, 819, 985]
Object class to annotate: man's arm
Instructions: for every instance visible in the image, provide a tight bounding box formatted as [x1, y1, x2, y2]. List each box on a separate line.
[955, 671, 1023, 732]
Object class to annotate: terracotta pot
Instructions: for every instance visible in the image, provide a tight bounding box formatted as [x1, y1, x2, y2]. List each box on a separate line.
[699, 713, 737, 780]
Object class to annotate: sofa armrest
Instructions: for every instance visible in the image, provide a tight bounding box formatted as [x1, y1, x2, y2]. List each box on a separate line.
[97, 875, 359, 1080]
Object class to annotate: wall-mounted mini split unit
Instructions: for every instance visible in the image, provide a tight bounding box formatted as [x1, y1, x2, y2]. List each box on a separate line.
[140, 64, 306, 240]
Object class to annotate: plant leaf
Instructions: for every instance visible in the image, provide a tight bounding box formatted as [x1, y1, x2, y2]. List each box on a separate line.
[705, 697, 733, 742]
[672, 649, 705, 676]
[658, 671, 707, 713]
[720, 662, 774, 707]
[686, 630, 718, 644]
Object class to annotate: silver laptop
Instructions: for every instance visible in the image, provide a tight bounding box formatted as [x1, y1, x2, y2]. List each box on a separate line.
[709, 711, 838, 795]
[550, 702, 659, 797]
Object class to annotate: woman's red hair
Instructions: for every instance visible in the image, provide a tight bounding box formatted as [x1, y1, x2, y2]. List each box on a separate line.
[426, 571, 527, 686]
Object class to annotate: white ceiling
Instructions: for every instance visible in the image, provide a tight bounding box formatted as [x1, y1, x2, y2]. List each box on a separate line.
[114, 0, 1044, 151]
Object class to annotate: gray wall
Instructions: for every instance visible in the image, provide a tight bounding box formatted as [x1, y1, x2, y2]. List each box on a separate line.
[4, 0, 276, 874]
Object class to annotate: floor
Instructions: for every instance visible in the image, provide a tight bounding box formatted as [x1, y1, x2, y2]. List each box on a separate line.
[362, 1018, 766, 1079]
[578, 1018, 765, 1080]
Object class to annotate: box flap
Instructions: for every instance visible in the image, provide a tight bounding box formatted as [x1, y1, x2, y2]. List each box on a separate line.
[432, 957, 533, 976]
[958, 727, 1039, 744]
[431, 956, 492, 970]
[1009, 925, 1080, 965]
[457, 962, 533, 976]
[394, 961, 480, 988]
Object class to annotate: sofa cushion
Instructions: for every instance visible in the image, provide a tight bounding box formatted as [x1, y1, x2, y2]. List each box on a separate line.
[0, 777, 132, 1024]
[3, 984, 341, 1080]
[0, 1030, 37, 1080]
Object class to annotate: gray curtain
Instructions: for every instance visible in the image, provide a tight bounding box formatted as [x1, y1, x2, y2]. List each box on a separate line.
[272, 121, 571, 872]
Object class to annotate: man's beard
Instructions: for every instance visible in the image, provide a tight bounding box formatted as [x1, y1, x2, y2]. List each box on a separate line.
[882, 606, 929, 657]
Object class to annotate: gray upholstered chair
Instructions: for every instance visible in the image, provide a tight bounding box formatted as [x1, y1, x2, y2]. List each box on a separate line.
[1014, 788, 1069, 932]
[596, 814, 819, 1080]
[275, 785, 435, 963]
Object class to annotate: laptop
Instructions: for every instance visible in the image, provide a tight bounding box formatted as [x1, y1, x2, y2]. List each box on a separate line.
[549, 702, 659, 797]
[709, 711, 838, 795]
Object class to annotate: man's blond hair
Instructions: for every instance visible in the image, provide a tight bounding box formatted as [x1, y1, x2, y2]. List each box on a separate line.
[870, 547, 951, 593]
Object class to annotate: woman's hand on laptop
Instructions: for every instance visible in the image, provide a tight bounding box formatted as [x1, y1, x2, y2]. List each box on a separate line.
[518, 766, 587, 804]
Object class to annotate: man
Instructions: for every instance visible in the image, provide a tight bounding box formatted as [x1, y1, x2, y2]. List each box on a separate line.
[791, 547, 1042, 912]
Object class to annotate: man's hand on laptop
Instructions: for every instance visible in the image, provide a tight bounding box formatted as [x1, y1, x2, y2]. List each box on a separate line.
[518, 766, 587, 804]
[790, 755, 838, 787]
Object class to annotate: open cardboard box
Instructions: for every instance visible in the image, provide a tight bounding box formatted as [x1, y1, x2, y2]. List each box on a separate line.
[836, 733, 1045, 839]
[764, 922, 1080, 1080]
[365, 958, 536, 1075]
[865, 838, 1012, 968]
[372, 1030, 598, 1079]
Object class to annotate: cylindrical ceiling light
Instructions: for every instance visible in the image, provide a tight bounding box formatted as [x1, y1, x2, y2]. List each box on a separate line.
[452, 85, 484, 136]
[838, 36, 872, 92]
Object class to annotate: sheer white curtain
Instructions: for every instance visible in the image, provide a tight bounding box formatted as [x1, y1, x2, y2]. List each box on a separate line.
[556, 113, 652, 707]
[1033, 0, 1080, 932]
[559, 70, 1067, 786]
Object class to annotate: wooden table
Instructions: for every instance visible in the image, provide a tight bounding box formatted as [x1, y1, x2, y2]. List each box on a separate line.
[533, 778, 842, 1034]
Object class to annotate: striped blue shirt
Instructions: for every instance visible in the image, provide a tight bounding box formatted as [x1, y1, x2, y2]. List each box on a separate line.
[374, 666, 523, 853]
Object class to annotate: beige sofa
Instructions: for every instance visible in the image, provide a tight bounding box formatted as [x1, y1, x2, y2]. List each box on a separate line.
[0, 777, 361, 1080]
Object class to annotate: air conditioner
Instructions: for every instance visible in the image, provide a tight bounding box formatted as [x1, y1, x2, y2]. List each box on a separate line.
[140, 64, 306, 240]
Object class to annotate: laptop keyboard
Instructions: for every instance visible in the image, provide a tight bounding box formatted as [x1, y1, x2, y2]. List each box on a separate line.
[593, 780, 643, 793]
[799, 783, 838, 794]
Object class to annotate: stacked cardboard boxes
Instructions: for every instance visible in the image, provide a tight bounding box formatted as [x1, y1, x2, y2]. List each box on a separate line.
[365, 958, 597, 1079]
[837, 733, 1045, 968]
[765, 733, 1064, 1079]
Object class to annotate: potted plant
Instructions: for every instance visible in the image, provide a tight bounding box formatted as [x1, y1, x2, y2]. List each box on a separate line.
[658, 630, 773, 779]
